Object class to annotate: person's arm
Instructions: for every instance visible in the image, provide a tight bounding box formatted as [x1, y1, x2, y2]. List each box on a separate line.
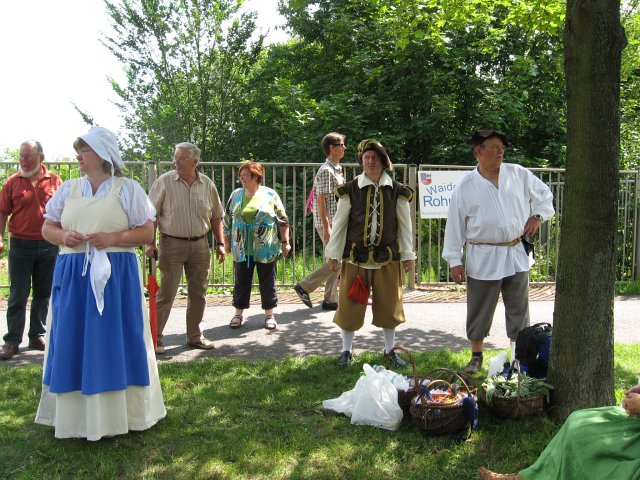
[317, 192, 331, 241]
[42, 219, 85, 248]
[86, 220, 155, 249]
[0, 213, 8, 255]
[525, 170, 555, 235]
[144, 221, 158, 258]
[278, 224, 291, 257]
[442, 190, 466, 280]
[211, 216, 226, 263]
[325, 195, 350, 272]
[396, 194, 416, 272]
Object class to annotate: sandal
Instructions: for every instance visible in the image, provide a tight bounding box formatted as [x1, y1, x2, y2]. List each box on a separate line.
[229, 315, 243, 329]
[264, 315, 277, 330]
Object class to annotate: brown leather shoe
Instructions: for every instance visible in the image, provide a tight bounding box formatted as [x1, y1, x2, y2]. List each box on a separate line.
[28, 337, 45, 351]
[187, 338, 215, 350]
[0, 343, 19, 360]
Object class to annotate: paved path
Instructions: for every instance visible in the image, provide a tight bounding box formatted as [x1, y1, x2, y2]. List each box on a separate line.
[2, 285, 639, 367]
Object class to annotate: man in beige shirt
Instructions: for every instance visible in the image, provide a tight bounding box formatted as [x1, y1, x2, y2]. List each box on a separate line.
[145, 142, 225, 353]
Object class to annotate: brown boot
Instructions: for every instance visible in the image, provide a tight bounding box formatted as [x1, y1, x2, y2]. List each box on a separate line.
[478, 467, 522, 480]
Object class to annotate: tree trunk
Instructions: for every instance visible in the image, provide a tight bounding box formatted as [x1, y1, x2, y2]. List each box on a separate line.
[549, 0, 627, 420]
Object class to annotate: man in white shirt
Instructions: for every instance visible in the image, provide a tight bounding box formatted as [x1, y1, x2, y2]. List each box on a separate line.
[442, 129, 555, 374]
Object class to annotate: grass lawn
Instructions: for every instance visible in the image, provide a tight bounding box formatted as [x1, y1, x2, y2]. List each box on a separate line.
[1, 346, 639, 480]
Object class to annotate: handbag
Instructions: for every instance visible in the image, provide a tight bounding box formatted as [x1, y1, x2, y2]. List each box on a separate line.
[348, 273, 369, 304]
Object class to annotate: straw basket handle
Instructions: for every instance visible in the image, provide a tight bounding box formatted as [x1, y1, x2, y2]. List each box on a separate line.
[417, 368, 473, 397]
[385, 346, 419, 387]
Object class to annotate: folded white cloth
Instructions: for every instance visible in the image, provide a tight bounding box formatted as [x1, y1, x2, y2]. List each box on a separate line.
[81, 242, 111, 315]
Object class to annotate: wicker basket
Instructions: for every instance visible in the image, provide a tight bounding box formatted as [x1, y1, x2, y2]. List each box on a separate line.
[410, 368, 477, 435]
[480, 361, 545, 419]
[384, 346, 419, 416]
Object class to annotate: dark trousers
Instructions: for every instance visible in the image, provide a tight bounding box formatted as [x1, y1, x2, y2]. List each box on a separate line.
[233, 258, 278, 310]
[4, 238, 58, 345]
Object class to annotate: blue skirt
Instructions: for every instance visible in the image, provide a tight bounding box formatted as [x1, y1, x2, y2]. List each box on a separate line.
[43, 252, 150, 395]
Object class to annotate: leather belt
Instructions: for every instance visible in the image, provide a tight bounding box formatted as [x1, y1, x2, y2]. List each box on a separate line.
[161, 233, 207, 242]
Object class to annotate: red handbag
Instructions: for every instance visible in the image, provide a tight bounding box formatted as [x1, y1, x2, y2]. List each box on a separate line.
[348, 274, 370, 305]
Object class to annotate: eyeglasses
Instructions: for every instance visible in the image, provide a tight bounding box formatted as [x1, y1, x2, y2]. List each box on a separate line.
[238, 173, 252, 179]
[480, 145, 507, 154]
[19, 154, 38, 160]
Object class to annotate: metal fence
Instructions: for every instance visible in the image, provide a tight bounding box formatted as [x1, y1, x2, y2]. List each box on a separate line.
[1, 161, 638, 288]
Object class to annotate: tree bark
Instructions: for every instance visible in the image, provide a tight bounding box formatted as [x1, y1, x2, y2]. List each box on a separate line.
[549, 0, 627, 420]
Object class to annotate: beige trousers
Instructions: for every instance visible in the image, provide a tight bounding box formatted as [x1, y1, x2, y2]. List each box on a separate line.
[298, 227, 339, 303]
[333, 260, 406, 331]
[155, 235, 210, 343]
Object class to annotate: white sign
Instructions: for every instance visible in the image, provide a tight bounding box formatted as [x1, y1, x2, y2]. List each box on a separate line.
[418, 171, 468, 219]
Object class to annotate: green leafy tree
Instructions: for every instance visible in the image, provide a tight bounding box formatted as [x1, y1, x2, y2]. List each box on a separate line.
[257, 0, 568, 166]
[620, 1, 640, 169]
[103, 0, 264, 162]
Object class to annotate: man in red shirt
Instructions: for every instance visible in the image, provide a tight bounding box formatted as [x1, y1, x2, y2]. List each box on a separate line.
[0, 140, 62, 360]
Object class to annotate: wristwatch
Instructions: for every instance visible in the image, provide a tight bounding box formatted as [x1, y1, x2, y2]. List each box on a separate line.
[533, 214, 543, 221]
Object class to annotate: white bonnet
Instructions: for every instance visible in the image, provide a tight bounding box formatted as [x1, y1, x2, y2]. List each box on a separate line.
[79, 126, 124, 173]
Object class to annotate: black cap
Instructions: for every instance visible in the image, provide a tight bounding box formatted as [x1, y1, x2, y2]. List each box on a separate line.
[466, 129, 509, 146]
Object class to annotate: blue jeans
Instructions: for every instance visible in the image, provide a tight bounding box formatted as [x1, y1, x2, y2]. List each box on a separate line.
[4, 238, 58, 346]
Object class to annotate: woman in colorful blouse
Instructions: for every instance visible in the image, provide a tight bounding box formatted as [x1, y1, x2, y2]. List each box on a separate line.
[223, 162, 291, 330]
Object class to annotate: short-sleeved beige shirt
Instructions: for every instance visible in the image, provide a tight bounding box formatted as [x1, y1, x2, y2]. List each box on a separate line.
[149, 170, 224, 238]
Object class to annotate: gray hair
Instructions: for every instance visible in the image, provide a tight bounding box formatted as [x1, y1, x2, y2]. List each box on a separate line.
[20, 139, 44, 156]
[175, 142, 201, 161]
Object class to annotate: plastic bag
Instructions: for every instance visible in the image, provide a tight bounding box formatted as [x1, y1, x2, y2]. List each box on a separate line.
[351, 364, 403, 430]
[323, 364, 404, 431]
[373, 365, 411, 392]
[348, 274, 370, 304]
[487, 351, 507, 378]
[322, 383, 359, 415]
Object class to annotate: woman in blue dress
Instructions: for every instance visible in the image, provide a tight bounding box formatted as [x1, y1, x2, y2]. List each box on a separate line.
[35, 126, 166, 440]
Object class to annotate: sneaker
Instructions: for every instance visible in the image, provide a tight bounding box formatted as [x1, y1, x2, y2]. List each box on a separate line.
[321, 301, 338, 311]
[154, 340, 165, 355]
[294, 283, 313, 308]
[384, 349, 407, 368]
[337, 350, 353, 367]
[463, 356, 483, 374]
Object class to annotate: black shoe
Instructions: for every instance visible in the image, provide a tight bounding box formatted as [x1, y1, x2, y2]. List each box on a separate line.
[338, 350, 353, 367]
[321, 301, 338, 311]
[384, 349, 407, 368]
[294, 283, 313, 308]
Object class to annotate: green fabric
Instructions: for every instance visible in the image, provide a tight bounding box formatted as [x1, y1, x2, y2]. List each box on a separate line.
[520, 406, 640, 480]
[241, 192, 261, 223]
